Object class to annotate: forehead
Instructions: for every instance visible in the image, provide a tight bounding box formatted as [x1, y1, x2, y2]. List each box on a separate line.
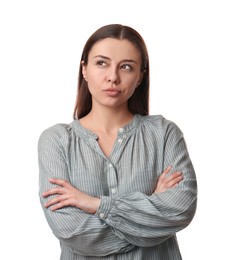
[89, 38, 141, 61]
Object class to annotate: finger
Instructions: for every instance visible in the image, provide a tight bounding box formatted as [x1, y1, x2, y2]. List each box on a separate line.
[42, 179, 71, 197]
[156, 166, 173, 188]
[50, 199, 71, 211]
[167, 174, 183, 187]
[42, 187, 64, 197]
[160, 166, 173, 178]
[165, 171, 182, 182]
[49, 178, 70, 187]
[44, 195, 65, 208]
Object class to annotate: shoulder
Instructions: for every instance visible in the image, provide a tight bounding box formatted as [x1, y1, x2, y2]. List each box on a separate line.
[137, 115, 184, 146]
[140, 115, 183, 134]
[38, 122, 73, 148]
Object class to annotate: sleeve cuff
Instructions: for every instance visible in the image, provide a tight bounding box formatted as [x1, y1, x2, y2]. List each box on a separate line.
[96, 196, 113, 220]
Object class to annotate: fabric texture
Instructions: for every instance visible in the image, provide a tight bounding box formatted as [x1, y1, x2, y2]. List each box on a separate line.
[38, 114, 197, 259]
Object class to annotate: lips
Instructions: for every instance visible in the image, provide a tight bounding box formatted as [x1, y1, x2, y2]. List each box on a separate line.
[103, 88, 121, 97]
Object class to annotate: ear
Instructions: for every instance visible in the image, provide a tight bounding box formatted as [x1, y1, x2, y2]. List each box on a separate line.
[136, 70, 146, 87]
[81, 61, 87, 81]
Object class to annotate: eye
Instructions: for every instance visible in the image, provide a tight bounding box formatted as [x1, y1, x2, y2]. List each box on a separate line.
[96, 60, 107, 67]
[121, 64, 132, 71]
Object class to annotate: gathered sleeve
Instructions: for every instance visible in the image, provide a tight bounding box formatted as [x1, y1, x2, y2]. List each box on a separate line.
[96, 120, 197, 247]
[38, 125, 134, 256]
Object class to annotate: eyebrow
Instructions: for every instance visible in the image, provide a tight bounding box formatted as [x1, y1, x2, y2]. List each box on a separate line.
[93, 55, 137, 64]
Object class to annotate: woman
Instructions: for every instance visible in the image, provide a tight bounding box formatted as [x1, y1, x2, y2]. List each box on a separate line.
[38, 24, 197, 259]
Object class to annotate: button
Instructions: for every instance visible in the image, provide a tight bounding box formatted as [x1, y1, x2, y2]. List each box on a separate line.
[99, 213, 104, 219]
[111, 188, 117, 194]
[118, 138, 123, 144]
[123, 134, 127, 139]
[119, 128, 124, 133]
[108, 163, 113, 168]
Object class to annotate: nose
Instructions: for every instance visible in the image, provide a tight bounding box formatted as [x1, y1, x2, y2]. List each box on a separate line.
[107, 67, 120, 85]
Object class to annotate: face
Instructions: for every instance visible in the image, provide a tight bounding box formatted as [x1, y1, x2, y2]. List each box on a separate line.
[82, 38, 143, 110]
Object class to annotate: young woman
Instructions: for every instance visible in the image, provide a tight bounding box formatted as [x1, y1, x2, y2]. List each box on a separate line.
[38, 24, 197, 259]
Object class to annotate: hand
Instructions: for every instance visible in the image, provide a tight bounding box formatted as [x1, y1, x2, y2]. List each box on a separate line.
[154, 166, 183, 194]
[42, 179, 100, 213]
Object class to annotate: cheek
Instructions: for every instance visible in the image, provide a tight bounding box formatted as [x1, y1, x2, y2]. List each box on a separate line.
[88, 68, 105, 79]
[86, 71, 100, 86]
[124, 78, 139, 92]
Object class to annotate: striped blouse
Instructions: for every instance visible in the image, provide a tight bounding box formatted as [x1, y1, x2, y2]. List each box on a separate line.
[38, 114, 197, 260]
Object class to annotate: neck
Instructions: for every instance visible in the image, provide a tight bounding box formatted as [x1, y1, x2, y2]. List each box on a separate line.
[82, 106, 133, 134]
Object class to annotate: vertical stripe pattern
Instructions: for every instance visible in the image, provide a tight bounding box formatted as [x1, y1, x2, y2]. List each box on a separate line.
[38, 114, 197, 259]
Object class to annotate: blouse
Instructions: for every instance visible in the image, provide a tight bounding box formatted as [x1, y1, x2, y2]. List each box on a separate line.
[38, 114, 197, 260]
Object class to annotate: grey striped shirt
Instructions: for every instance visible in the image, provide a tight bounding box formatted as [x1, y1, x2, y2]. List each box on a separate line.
[38, 114, 197, 259]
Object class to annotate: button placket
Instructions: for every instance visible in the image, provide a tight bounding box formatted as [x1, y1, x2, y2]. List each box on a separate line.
[108, 163, 113, 168]
[117, 138, 123, 144]
[119, 128, 124, 133]
[111, 187, 117, 194]
[106, 127, 130, 197]
[117, 127, 127, 145]
[106, 161, 118, 197]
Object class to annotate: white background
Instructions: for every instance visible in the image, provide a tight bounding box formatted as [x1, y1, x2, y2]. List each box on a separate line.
[0, 0, 232, 259]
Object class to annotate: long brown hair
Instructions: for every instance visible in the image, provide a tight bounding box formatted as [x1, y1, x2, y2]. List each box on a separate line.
[73, 24, 150, 119]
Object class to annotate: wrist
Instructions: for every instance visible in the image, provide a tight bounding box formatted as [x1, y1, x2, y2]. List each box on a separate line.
[90, 197, 101, 214]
